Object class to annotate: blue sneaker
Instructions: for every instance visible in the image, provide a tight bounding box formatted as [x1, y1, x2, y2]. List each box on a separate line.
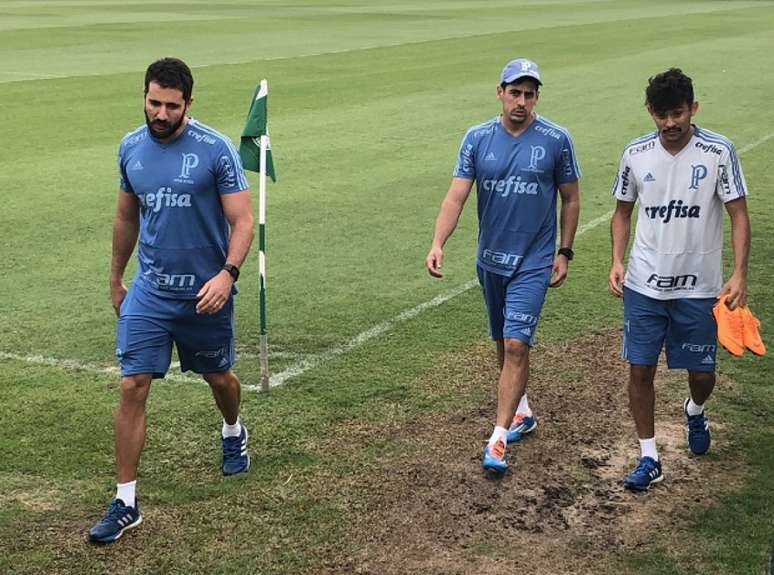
[482, 438, 508, 474]
[506, 413, 537, 444]
[88, 498, 142, 543]
[684, 398, 711, 455]
[623, 456, 664, 491]
[222, 424, 250, 476]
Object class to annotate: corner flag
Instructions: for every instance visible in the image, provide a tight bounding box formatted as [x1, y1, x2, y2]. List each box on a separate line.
[240, 79, 276, 392]
[240, 80, 276, 181]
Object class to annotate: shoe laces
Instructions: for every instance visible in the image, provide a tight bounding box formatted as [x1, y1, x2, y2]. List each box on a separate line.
[222, 434, 243, 458]
[102, 499, 129, 523]
[510, 413, 526, 427]
[633, 457, 657, 476]
[686, 411, 707, 432]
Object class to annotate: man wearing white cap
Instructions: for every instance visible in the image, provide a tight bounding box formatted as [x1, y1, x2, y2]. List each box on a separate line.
[425, 58, 581, 474]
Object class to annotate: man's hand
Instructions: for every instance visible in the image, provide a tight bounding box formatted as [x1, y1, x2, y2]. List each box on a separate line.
[608, 262, 625, 298]
[111, 282, 128, 317]
[719, 272, 747, 310]
[196, 270, 234, 314]
[425, 246, 444, 278]
[549, 256, 568, 288]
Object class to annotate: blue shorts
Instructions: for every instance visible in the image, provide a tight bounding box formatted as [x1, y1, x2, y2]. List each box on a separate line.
[477, 265, 551, 344]
[622, 286, 717, 372]
[116, 284, 235, 379]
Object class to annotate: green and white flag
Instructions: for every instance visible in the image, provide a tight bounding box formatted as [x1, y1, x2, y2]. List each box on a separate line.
[240, 80, 276, 392]
[240, 80, 276, 181]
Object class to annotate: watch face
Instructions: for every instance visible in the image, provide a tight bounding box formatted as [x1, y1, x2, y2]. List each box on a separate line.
[225, 265, 239, 280]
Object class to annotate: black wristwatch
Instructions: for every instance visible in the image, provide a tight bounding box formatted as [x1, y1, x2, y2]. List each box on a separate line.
[557, 247, 574, 261]
[223, 263, 240, 282]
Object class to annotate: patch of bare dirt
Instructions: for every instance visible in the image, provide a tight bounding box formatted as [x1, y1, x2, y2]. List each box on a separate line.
[314, 329, 745, 575]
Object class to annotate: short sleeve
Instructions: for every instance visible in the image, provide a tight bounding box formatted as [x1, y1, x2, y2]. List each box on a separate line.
[716, 143, 747, 202]
[611, 151, 637, 202]
[452, 129, 476, 179]
[554, 132, 581, 184]
[216, 139, 249, 195]
[118, 141, 133, 193]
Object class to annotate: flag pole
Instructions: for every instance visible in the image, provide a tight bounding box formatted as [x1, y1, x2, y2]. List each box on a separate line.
[239, 77, 274, 392]
[258, 131, 269, 392]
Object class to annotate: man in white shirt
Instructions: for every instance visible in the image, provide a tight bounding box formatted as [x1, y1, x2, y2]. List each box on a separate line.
[608, 68, 750, 491]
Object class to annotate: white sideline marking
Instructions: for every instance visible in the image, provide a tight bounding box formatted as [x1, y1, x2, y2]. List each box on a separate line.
[0, 351, 199, 384]
[267, 278, 478, 388]
[238, 350, 312, 361]
[1, 132, 771, 388]
[0, 70, 56, 79]
[576, 210, 614, 236]
[739, 132, 774, 154]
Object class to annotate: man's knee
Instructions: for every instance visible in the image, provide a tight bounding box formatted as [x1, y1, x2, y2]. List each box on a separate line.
[688, 370, 715, 385]
[203, 370, 238, 389]
[629, 364, 657, 387]
[120, 374, 152, 402]
[503, 338, 529, 361]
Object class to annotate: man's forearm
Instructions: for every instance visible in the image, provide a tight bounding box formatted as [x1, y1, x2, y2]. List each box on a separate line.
[431, 199, 464, 249]
[558, 196, 580, 249]
[610, 212, 631, 265]
[111, 217, 139, 285]
[730, 211, 750, 278]
[225, 219, 255, 268]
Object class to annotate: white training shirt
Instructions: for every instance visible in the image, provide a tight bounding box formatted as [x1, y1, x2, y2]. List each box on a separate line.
[611, 126, 746, 300]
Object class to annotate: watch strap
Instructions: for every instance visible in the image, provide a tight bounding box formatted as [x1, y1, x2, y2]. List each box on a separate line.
[557, 247, 574, 261]
[223, 263, 240, 281]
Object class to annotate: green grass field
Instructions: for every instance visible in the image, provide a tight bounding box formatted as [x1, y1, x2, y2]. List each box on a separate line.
[1, 1, 773, 573]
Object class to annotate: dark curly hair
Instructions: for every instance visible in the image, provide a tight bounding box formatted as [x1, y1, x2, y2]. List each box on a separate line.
[645, 68, 694, 114]
[144, 57, 194, 102]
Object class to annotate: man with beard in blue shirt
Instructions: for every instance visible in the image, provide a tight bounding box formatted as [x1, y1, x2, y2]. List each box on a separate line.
[89, 57, 254, 543]
[425, 58, 581, 474]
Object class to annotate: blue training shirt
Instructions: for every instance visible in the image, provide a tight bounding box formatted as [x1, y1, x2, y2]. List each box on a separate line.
[454, 115, 580, 276]
[118, 118, 249, 299]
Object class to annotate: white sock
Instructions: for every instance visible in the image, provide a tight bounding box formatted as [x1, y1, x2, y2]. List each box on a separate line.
[116, 480, 136, 508]
[686, 398, 704, 416]
[516, 394, 533, 417]
[222, 418, 242, 438]
[488, 426, 508, 446]
[639, 437, 659, 461]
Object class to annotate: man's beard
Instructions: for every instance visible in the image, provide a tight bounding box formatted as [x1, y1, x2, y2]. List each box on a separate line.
[145, 110, 185, 140]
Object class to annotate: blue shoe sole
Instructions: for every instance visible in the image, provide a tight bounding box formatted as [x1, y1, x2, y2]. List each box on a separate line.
[624, 473, 664, 492]
[88, 515, 143, 544]
[481, 445, 508, 475]
[223, 454, 251, 476]
[688, 441, 710, 455]
[687, 428, 711, 455]
[481, 454, 508, 475]
[506, 419, 538, 444]
[482, 461, 508, 473]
